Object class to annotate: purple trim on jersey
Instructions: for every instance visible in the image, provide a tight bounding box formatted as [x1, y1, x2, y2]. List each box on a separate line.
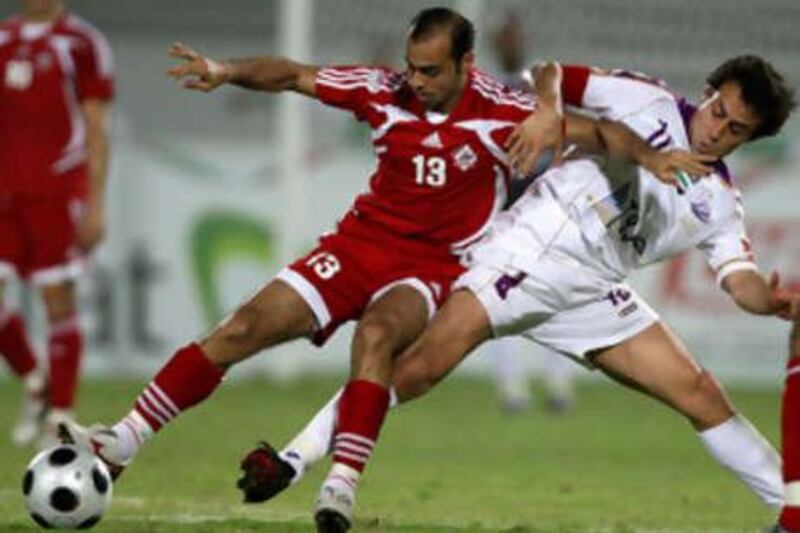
[712, 160, 733, 186]
[676, 97, 733, 185]
[610, 69, 668, 89]
[677, 97, 696, 136]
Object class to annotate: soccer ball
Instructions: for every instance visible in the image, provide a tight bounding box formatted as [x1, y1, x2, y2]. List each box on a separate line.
[22, 445, 113, 529]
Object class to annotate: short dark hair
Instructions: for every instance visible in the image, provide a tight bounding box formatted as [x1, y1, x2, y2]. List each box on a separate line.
[409, 7, 475, 64]
[707, 55, 796, 139]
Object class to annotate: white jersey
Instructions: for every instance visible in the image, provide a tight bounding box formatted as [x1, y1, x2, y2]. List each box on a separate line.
[480, 69, 757, 287]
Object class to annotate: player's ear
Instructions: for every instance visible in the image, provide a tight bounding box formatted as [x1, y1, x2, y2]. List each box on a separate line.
[701, 85, 716, 102]
[460, 51, 475, 71]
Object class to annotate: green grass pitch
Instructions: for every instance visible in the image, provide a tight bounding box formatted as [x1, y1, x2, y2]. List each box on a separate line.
[0, 376, 781, 531]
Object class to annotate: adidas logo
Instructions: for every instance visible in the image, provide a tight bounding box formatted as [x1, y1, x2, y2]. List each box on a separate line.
[421, 132, 443, 149]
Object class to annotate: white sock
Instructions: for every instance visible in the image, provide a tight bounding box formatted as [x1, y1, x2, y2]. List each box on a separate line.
[280, 386, 401, 484]
[327, 462, 360, 487]
[44, 408, 72, 423]
[23, 369, 46, 396]
[111, 410, 154, 464]
[280, 388, 344, 483]
[698, 414, 783, 507]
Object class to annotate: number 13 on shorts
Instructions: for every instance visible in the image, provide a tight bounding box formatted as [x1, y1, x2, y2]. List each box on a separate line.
[306, 252, 341, 280]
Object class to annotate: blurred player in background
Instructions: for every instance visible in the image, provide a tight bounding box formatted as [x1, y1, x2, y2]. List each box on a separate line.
[242, 55, 796, 529]
[57, 7, 710, 533]
[487, 11, 576, 414]
[777, 305, 800, 532]
[0, 0, 113, 447]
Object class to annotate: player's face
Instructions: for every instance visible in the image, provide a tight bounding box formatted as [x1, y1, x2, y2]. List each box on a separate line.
[690, 81, 761, 158]
[405, 32, 472, 113]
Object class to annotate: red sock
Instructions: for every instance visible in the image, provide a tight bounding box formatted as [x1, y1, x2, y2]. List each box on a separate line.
[780, 356, 800, 532]
[332, 379, 390, 473]
[48, 315, 83, 409]
[133, 343, 225, 432]
[0, 311, 38, 377]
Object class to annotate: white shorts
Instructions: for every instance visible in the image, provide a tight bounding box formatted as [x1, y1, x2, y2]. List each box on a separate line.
[456, 263, 659, 365]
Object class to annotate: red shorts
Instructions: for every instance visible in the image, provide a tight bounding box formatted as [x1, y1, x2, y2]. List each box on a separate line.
[278, 213, 466, 346]
[0, 193, 85, 284]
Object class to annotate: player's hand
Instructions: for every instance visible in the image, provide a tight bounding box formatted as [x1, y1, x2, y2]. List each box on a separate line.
[167, 42, 231, 92]
[76, 201, 105, 253]
[640, 149, 716, 190]
[767, 271, 800, 321]
[505, 103, 564, 177]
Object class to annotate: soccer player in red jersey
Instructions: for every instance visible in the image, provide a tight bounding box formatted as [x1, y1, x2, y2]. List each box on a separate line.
[778, 309, 800, 532]
[59, 8, 710, 532]
[0, 0, 113, 447]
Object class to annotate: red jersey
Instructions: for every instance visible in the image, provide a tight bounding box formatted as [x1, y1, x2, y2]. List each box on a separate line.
[0, 13, 114, 196]
[315, 66, 535, 254]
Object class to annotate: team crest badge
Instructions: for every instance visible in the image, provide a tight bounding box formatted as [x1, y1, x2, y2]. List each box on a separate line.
[689, 188, 712, 224]
[452, 144, 477, 171]
[5, 60, 33, 90]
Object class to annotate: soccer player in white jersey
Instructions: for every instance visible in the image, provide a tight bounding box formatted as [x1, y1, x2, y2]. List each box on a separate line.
[241, 55, 797, 527]
[398, 54, 797, 510]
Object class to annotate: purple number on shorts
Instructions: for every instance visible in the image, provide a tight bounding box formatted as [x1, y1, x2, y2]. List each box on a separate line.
[606, 288, 632, 307]
[494, 272, 527, 300]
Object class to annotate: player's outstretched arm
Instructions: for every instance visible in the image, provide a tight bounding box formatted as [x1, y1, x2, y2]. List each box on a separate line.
[166, 42, 320, 97]
[587, 115, 717, 185]
[723, 269, 799, 319]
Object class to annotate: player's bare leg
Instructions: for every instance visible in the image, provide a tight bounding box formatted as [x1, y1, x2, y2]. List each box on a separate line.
[314, 284, 430, 532]
[305, 289, 489, 527]
[592, 321, 782, 507]
[39, 280, 82, 448]
[247, 288, 492, 508]
[60, 279, 317, 477]
[390, 290, 493, 402]
[778, 315, 800, 531]
[0, 279, 46, 446]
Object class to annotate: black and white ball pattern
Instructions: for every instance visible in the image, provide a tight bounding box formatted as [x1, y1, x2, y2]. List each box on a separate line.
[23, 445, 113, 529]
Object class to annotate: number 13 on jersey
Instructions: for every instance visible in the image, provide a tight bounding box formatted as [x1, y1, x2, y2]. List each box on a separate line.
[412, 155, 447, 187]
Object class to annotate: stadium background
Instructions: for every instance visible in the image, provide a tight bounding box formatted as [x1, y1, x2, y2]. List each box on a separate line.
[0, 0, 797, 384]
[1, 1, 800, 531]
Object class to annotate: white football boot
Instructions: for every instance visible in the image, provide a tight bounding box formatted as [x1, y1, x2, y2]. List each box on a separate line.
[314, 475, 356, 533]
[39, 409, 76, 450]
[11, 370, 47, 447]
[57, 419, 129, 480]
